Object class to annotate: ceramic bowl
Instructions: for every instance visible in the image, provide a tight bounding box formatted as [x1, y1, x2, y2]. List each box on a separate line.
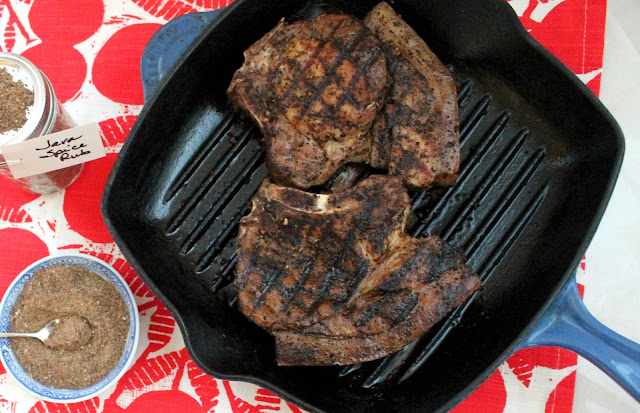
[0, 253, 139, 403]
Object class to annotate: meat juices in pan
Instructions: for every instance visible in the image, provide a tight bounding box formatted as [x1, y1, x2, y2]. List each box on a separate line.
[235, 176, 481, 366]
[227, 2, 459, 190]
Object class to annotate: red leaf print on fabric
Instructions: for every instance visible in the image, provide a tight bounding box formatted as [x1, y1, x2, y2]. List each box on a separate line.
[517, 0, 606, 93]
[120, 391, 203, 412]
[62, 116, 134, 244]
[451, 370, 507, 413]
[223, 381, 290, 413]
[0, 228, 47, 292]
[94, 255, 153, 299]
[100, 348, 220, 413]
[139, 298, 176, 353]
[29, 398, 100, 413]
[132, 0, 235, 21]
[545, 370, 577, 413]
[0, 397, 16, 413]
[62, 152, 117, 244]
[0, 0, 33, 52]
[253, 389, 282, 412]
[0, 177, 38, 223]
[23, 0, 104, 102]
[103, 350, 192, 411]
[92, 24, 162, 105]
[28, 0, 103, 44]
[99, 116, 138, 148]
[187, 360, 220, 412]
[507, 347, 578, 388]
[285, 402, 303, 413]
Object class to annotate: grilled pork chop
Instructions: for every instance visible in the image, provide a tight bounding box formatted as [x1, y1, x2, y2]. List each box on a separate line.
[235, 174, 408, 330]
[235, 176, 481, 365]
[227, 13, 390, 188]
[228, 2, 460, 190]
[364, 2, 460, 188]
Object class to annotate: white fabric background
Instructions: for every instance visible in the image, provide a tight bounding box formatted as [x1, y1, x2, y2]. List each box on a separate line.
[574, 0, 640, 411]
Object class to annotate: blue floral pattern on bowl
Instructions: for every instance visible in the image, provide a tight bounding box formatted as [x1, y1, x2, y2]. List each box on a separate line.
[0, 254, 139, 402]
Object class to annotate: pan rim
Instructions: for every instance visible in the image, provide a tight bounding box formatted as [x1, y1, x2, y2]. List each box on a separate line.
[101, 0, 625, 411]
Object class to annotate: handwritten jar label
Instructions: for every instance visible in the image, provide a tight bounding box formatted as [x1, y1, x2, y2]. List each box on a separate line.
[1, 123, 105, 179]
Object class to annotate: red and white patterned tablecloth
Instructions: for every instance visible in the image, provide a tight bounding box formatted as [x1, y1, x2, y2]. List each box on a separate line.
[0, 0, 606, 412]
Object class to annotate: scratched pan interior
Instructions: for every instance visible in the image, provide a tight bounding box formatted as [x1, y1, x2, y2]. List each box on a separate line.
[102, 0, 624, 411]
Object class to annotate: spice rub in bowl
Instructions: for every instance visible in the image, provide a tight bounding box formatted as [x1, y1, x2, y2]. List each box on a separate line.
[10, 265, 129, 389]
[0, 254, 139, 403]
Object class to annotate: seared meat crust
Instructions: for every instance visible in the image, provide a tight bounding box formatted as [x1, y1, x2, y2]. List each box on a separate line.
[228, 14, 389, 188]
[235, 176, 481, 365]
[228, 2, 460, 190]
[364, 2, 460, 189]
[235, 175, 408, 330]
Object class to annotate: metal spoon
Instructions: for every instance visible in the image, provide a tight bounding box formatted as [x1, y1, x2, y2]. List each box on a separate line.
[0, 319, 59, 343]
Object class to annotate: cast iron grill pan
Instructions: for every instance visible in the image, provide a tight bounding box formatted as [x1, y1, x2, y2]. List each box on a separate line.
[102, 0, 624, 411]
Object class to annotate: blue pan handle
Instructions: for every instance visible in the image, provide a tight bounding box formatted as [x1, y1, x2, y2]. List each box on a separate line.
[141, 10, 222, 101]
[521, 273, 640, 402]
[141, 9, 640, 404]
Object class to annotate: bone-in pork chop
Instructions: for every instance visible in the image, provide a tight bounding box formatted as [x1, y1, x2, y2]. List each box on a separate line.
[234, 176, 480, 365]
[227, 13, 389, 189]
[364, 2, 460, 188]
[228, 2, 460, 190]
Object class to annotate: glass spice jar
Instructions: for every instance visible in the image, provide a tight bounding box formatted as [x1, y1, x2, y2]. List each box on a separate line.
[0, 52, 82, 194]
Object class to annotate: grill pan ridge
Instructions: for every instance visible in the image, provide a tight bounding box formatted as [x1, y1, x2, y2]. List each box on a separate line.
[102, 0, 624, 411]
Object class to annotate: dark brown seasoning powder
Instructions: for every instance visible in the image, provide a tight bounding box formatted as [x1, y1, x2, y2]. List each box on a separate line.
[46, 315, 92, 351]
[10, 265, 130, 389]
[0, 67, 34, 133]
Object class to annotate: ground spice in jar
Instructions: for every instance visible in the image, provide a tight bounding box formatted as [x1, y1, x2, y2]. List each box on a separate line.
[0, 67, 34, 133]
[10, 265, 130, 389]
[0, 52, 83, 194]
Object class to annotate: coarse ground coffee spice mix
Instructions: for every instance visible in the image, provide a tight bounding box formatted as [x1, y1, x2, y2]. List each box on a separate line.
[10, 265, 129, 389]
[0, 67, 34, 134]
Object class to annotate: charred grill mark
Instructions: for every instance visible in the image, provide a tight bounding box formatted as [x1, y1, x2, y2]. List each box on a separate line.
[280, 18, 349, 102]
[397, 187, 548, 384]
[304, 228, 357, 316]
[387, 292, 419, 327]
[302, 190, 385, 317]
[339, 89, 363, 109]
[353, 292, 398, 328]
[280, 264, 313, 312]
[354, 291, 420, 332]
[334, 46, 384, 111]
[254, 265, 288, 308]
[297, 27, 370, 120]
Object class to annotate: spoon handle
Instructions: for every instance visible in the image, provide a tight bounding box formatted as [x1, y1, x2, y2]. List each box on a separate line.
[0, 332, 37, 338]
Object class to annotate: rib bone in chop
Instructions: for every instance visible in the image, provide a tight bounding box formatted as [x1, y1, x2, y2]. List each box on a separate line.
[235, 175, 481, 365]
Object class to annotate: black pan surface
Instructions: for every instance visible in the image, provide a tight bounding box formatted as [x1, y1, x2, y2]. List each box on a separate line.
[102, 0, 624, 411]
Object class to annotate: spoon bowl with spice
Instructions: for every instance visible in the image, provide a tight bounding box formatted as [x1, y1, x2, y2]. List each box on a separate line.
[0, 316, 93, 350]
[0, 253, 139, 403]
[0, 319, 58, 343]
